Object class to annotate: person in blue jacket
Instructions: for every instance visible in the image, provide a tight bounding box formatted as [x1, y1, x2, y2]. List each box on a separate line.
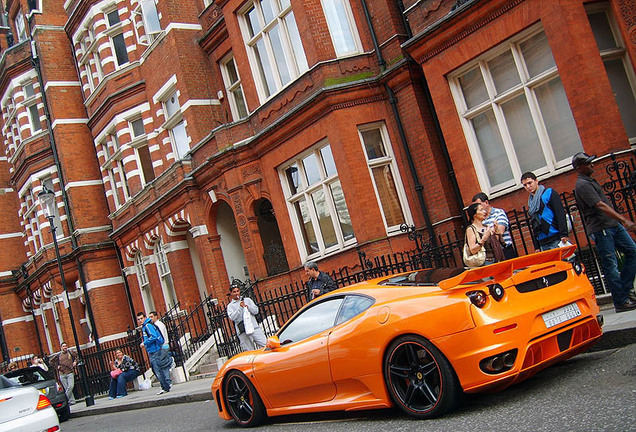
[521, 172, 570, 251]
[137, 311, 172, 395]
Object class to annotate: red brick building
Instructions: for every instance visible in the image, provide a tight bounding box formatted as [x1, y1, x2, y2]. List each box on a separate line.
[0, 0, 633, 362]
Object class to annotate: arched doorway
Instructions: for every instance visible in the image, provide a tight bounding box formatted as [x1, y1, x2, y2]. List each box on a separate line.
[217, 201, 249, 282]
[255, 199, 289, 276]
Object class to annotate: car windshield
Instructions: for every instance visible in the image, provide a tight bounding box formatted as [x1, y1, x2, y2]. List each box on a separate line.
[379, 268, 472, 286]
[3, 367, 50, 385]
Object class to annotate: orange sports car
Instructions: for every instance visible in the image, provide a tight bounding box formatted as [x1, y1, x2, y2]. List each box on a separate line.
[211, 246, 602, 426]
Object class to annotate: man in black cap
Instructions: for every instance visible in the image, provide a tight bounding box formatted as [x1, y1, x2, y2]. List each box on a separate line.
[573, 152, 636, 312]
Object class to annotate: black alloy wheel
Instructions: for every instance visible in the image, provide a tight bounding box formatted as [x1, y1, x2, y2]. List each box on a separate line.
[223, 370, 266, 427]
[384, 335, 460, 419]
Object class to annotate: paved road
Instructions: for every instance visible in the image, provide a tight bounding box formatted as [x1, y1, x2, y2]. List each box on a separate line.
[63, 344, 636, 432]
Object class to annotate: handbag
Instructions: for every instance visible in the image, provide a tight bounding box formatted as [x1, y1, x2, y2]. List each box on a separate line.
[110, 368, 123, 379]
[463, 225, 486, 267]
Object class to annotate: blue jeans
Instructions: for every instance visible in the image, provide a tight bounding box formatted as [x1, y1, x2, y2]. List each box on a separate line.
[539, 239, 561, 251]
[149, 349, 172, 391]
[108, 370, 140, 397]
[591, 225, 636, 307]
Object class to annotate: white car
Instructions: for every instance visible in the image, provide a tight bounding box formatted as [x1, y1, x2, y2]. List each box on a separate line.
[0, 376, 60, 432]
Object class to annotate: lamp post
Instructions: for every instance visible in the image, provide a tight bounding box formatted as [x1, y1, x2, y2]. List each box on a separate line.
[38, 186, 94, 407]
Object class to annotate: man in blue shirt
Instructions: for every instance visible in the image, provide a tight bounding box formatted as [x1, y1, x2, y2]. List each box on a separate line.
[137, 312, 172, 394]
[521, 171, 570, 251]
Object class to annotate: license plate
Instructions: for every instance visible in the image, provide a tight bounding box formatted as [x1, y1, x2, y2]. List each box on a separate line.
[542, 303, 581, 328]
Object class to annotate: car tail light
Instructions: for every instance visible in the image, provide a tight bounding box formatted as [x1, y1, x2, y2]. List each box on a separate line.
[46, 427, 60, 432]
[488, 283, 505, 301]
[466, 290, 487, 308]
[36, 394, 52, 410]
[572, 261, 584, 275]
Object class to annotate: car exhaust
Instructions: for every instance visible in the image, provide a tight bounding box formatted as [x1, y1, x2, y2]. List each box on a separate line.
[480, 349, 518, 375]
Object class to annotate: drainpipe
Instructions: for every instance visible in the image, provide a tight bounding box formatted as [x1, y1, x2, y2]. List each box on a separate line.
[394, 1, 467, 225]
[385, 84, 436, 244]
[27, 20, 100, 349]
[361, 0, 437, 245]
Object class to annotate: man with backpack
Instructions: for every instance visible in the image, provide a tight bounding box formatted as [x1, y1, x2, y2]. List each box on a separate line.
[521, 172, 570, 252]
[137, 311, 172, 395]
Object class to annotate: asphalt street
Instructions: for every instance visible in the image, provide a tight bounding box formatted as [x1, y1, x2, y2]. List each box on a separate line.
[63, 342, 636, 432]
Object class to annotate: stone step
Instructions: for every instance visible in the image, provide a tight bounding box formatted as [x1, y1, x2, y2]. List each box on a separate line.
[197, 362, 219, 375]
[189, 371, 217, 381]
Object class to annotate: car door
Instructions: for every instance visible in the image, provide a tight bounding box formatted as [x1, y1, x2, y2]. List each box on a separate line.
[252, 297, 344, 408]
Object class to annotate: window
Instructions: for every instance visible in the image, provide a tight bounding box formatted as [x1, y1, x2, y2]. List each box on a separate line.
[586, 5, 636, 144]
[23, 83, 41, 133]
[133, 0, 162, 45]
[278, 297, 344, 344]
[106, 9, 129, 67]
[280, 143, 354, 259]
[358, 123, 410, 232]
[101, 132, 130, 209]
[162, 91, 190, 159]
[154, 240, 178, 309]
[27, 0, 40, 12]
[240, 0, 308, 100]
[79, 26, 104, 92]
[129, 118, 155, 184]
[321, 0, 360, 57]
[334, 295, 374, 325]
[24, 186, 43, 253]
[220, 55, 249, 120]
[134, 252, 155, 312]
[15, 11, 27, 42]
[449, 27, 583, 193]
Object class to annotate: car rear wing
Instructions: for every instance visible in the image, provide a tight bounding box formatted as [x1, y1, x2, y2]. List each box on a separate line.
[438, 245, 577, 290]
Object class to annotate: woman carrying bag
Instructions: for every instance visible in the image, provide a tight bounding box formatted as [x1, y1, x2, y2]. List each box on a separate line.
[464, 202, 505, 267]
[108, 349, 140, 399]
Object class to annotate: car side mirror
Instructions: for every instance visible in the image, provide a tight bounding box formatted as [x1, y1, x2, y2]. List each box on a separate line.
[266, 336, 281, 350]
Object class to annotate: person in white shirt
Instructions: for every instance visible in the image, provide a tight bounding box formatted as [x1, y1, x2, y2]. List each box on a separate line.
[226, 285, 267, 351]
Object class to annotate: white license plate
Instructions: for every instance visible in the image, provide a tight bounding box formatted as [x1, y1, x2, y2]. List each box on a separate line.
[542, 303, 581, 328]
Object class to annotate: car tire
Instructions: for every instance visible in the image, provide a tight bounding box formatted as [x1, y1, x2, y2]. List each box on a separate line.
[57, 405, 71, 422]
[384, 334, 460, 419]
[223, 370, 266, 427]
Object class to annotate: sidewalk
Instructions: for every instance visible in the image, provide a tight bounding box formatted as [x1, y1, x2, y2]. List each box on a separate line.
[69, 303, 636, 419]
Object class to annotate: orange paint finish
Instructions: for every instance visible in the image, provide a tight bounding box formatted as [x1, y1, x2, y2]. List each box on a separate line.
[212, 248, 602, 425]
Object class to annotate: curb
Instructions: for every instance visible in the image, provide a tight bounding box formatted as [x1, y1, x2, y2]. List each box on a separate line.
[69, 392, 212, 418]
[589, 326, 636, 352]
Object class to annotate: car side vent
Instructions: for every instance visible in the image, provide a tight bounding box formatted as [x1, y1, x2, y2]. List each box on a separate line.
[515, 271, 567, 293]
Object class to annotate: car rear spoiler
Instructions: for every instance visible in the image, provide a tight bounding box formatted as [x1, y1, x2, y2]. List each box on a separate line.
[438, 245, 577, 290]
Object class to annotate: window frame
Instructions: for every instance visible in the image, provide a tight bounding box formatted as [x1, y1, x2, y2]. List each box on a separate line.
[128, 117, 156, 185]
[160, 89, 190, 160]
[585, 3, 636, 145]
[238, 0, 309, 102]
[357, 122, 412, 233]
[132, 0, 163, 46]
[220, 53, 249, 121]
[448, 25, 583, 195]
[320, 0, 362, 57]
[100, 131, 131, 209]
[134, 251, 155, 312]
[104, 8, 130, 68]
[154, 240, 178, 309]
[15, 11, 27, 42]
[279, 141, 356, 261]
